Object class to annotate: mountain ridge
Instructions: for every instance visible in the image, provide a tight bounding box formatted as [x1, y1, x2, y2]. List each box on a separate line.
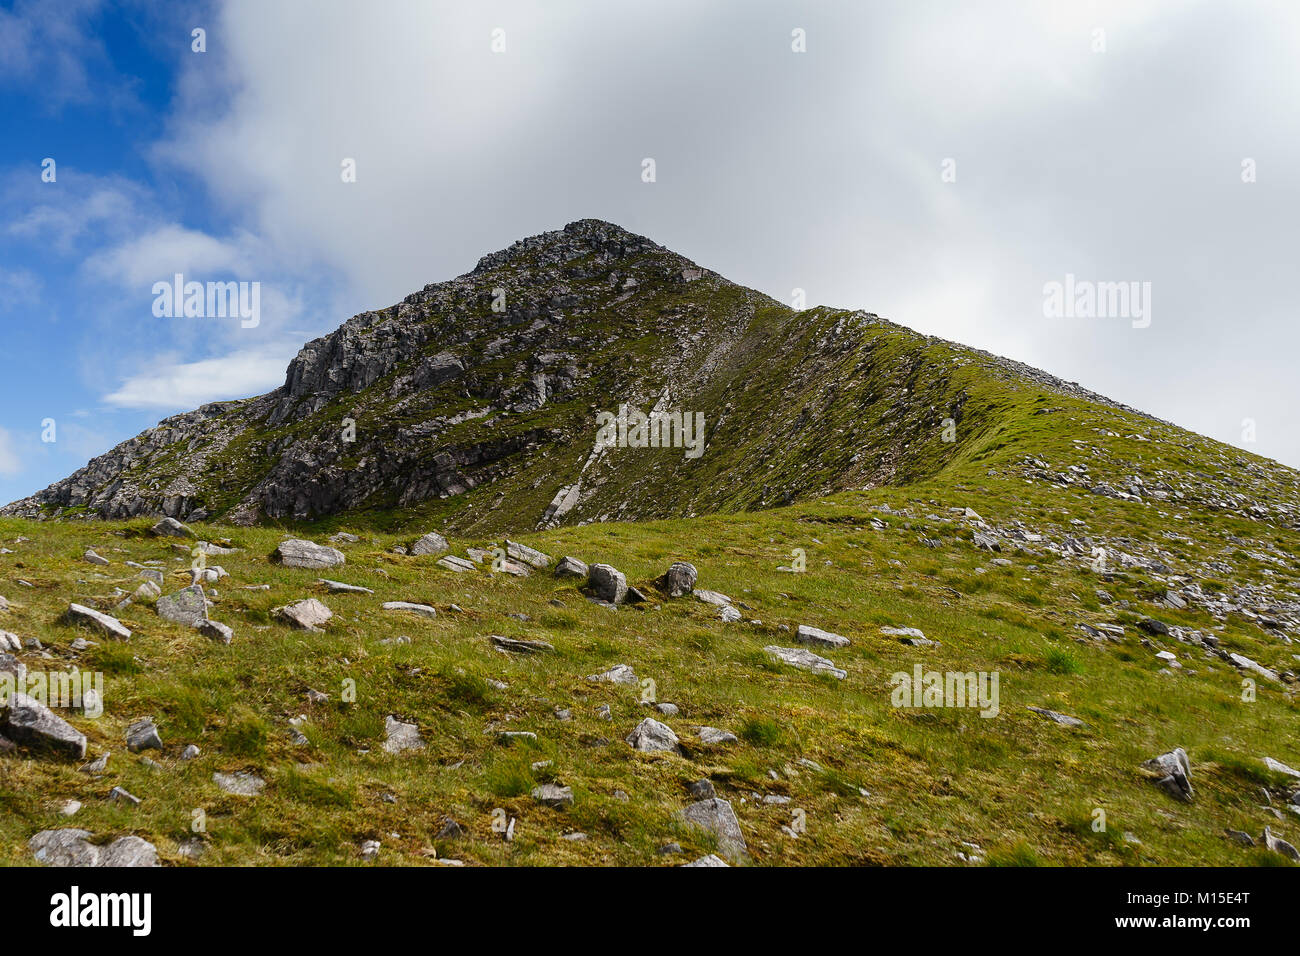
[3, 220, 1293, 535]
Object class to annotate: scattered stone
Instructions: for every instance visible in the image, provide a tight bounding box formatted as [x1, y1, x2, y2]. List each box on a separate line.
[1027, 706, 1086, 728]
[213, 771, 265, 796]
[156, 584, 208, 627]
[436, 555, 477, 573]
[181, 744, 201, 761]
[531, 783, 574, 808]
[79, 752, 109, 774]
[697, 726, 738, 746]
[150, 517, 194, 538]
[765, 645, 846, 680]
[274, 598, 333, 631]
[381, 601, 437, 619]
[682, 854, 729, 867]
[491, 635, 554, 654]
[383, 715, 426, 754]
[360, 839, 381, 861]
[625, 717, 680, 753]
[66, 603, 131, 641]
[1141, 747, 1193, 802]
[60, 799, 81, 816]
[688, 779, 716, 799]
[2, 693, 86, 759]
[588, 564, 628, 604]
[318, 579, 374, 594]
[653, 702, 679, 716]
[694, 589, 731, 607]
[108, 786, 141, 807]
[1264, 757, 1300, 779]
[506, 540, 551, 570]
[436, 817, 465, 840]
[588, 663, 637, 685]
[328, 532, 359, 544]
[1224, 829, 1255, 847]
[1261, 826, 1300, 861]
[719, 605, 741, 623]
[660, 561, 698, 597]
[410, 532, 450, 556]
[126, 718, 163, 753]
[881, 626, 926, 640]
[83, 549, 109, 566]
[272, 538, 346, 570]
[680, 797, 748, 860]
[796, 624, 850, 648]
[554, 556, 588, 579]
[197, 619, 234, 644]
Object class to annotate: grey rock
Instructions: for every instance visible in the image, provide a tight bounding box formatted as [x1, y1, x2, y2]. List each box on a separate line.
[625, 717, 680, 753]
[588, 663, 637, 685]
[157, 584, 208, 627]
[506, 539, 551, 570]
[66, 603, 131, 641]
[150, 517, 194, 538]
[274, 598, 333, 631]
[197, 619, 234, 644]
[383, 715, 426, 754]
[1141, 747, 1193, 802]
[588, 564, 628, 604]
[491, 635, 554, 654]
[381, 601, 437, 619]
[682, 853, 730, 867]
[436, 555, 477, 572]
[554, 556, 588, 579]
[697, 726, 738, 746]
[660, 561, 698, 597]
[317, 578, 374, 594]
[680, 797, 748, 860]
[108, 786, 141, 806]
[126, 718, 163, 753]
[83, 549, 109, 566]
[796, 624, 850, 648]
[410, 532, 449, 556]
[765, 645, 847, 680]
[213, 771, 265, 796]
[531, 783, 574, 808]
[694, 589, 731, 607]
[1027, 706, 1086, 728]
[2, 693, 86, 759]
[688, 778, 716, 799]
[273, 538, 346, 570]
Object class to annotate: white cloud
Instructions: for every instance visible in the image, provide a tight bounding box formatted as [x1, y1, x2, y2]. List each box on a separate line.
[0, 427, 23, 477]
[84, 224, 263, 289]
[102, 347, 293, 411]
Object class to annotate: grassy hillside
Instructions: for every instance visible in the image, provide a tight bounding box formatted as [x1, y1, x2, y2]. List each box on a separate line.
[2, 378, 1297, 866]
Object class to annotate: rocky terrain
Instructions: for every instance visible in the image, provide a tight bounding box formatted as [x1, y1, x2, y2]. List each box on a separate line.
[1, 221, 1298, 867]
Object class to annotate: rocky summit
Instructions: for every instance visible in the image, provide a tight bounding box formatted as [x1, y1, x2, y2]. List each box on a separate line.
[1, 218, 1194, 533]
[1, 221, 1299, 868]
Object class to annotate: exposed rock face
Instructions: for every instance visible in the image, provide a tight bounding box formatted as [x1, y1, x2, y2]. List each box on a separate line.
[2, 219, 1178, 534]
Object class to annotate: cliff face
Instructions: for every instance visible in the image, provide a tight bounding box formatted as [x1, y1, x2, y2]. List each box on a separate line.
[5, 219, 1296, 535]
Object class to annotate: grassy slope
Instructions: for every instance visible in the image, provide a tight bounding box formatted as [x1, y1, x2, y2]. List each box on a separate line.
[1, 368, 1297, 867]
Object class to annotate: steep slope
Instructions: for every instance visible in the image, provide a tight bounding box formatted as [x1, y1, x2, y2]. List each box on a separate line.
[2, 219, 1210, 534]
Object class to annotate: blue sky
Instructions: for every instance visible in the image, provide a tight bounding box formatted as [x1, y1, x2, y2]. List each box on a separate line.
[2, 0, 1298, 508]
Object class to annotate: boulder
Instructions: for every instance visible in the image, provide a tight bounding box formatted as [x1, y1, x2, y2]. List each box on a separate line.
[765, 645, 847, 680]
[2, 693, 86, 759]
[1141, 747, 1193, 802]
[272, 538, 346, 570]
[660, 561, 698, 597]
[150, 517, 194, 538]
[625, 717, 680, 753]
[410, 532, 449, 556]
[680, 797, 748, 860]
[554, 556, 589, 579]
[381, 601, 437, 619]
[506, 540, 551, 570]
[66, 603, 131, 641]
[126, 718, 163, 753]
[274, 599, 333, 631]
[382, 715, 426, 754]
[156, 584, 208, 627]
[588, 564, 628, 604]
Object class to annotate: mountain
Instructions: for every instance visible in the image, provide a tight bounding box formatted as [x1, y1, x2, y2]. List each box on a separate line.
[11, 218, 1274, 535]
[3, 221, 1300, 867]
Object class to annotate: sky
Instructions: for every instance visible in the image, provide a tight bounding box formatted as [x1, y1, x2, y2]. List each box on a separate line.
[1, 0, 1298, 506]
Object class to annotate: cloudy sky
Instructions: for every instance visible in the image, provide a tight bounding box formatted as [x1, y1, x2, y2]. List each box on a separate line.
[2, 0, 1298, 504]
